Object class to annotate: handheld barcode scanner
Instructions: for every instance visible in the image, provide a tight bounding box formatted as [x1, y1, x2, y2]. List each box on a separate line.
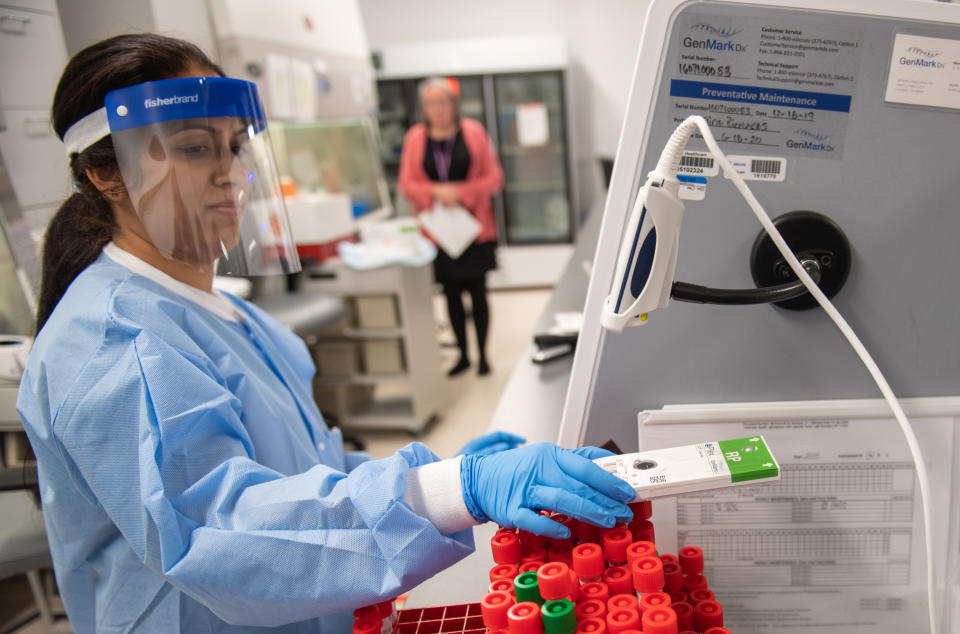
[601, 115, 841, 332]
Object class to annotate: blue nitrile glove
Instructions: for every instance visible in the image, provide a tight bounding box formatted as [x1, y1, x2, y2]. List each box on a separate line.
[456, 431, 526, 456]
[460, 443, 635, 539]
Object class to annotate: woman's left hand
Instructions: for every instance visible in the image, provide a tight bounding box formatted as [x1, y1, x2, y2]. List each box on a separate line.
[457, 431, 526, 456]
[433, 183, 461, 206]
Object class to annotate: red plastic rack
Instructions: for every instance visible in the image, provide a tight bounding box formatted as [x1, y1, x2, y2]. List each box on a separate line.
[394, 603, 485, 634]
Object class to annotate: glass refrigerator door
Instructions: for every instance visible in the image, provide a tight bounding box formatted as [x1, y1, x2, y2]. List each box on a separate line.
[494, 71, 572, 244]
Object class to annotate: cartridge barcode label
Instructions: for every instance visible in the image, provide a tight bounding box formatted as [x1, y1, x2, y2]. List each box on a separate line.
[726, 155, 787, 182]
[750, 159, 782, 175]
[678, 151, 719, 177]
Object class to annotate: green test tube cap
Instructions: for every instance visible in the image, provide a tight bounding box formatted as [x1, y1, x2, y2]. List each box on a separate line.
[541, 599, 576, 634]
[514, 571, 544, 605]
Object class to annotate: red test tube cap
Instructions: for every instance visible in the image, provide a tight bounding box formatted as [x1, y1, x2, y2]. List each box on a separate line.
[683, 573, 708, 592]
[519, 560, 543, 574]
[481, 590, 516, 629]
[606, 607, 641, 633]
[688, 588, 715, 605]
[538, 561, 575, 601]
[574, 519, 601, 544]
[668, 591, 688, 605]
[631, 556, 665, 594]
[641, 606, 678, 634]
[672, 602, 694, 632]
[579, 581, 610, 604]
[519, 529, 547, 549]
[352, 606, 381, 625]
[352, 619, 379, 634]
[678, 546, 704, 576]
[629, 519, 655, 544]
[626, 540, 656, 567]
[602, 527, 632, 564]
[704, 629, 732, 634]
[573, 543, 606, 579]
[548, 542, 573, 563]
[489, 578, 515, 594]
[639, 591, 671, 615]
[575, 598, 608, 621]
[575, 617, 609, 634]
[694, 600, 724, 632]
[490, 563, 519, 582]
[660, 553, 679, 566]
[507, 601, 545, 634]
[607, 593, 639, 613]
[602, 565, 634, 597]
[662, 561, 684, 594]
[376, 600, 393, 619]
[549, 514, 576, 547]
[628, 500, 653, 519]
[522, 546, 548, 564]
[492, 531, 523, 564]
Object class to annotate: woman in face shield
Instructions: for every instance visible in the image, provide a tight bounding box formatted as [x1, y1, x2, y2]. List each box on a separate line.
[16, 35, 636, 633]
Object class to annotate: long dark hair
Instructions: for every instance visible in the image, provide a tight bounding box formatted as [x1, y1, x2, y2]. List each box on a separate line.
[38, 34, 223, 333]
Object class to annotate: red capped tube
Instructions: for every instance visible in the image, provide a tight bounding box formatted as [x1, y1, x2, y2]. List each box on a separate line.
[578, 581, 610, 604]
[519, 529, 547, 549]
[489, 578, 516, 595]
[352, 606, 381, 626]
[694, 600, 724, 632]
[490, 563, 520, 582]
[492, 531, 523, 565]
[682, 574, 708, 592]
[602, 566, 634, 597]
[575, 617, 609, 634]
[641, 606, 678, 634]
[628, 500, 653, 520]
[376, 599, 394, 624]
[548, 542, 573, 564]
[625, 541, 656, 567]
[606, 607, 641, 633]
[639, 591, 671, 615]
[538, 562, 577, 602]
[549, 514, 576, 549]
[671, 602, 694, 632]
[668, 591, 688, 605]
[688, 588, 715, 605]
[575, 598, 608, 621]
[519, 561, 544, 574]
[574, 519, 601, 544]
[522, 546, 548, 564]
[572, 543, 606, 581]
[607, 593, 639, 613]
[631, 556, 665, 595]
[481, 590, 516, 629]
[352, 619, 380, 634]
[662, 561, 684, 594]
[602, 527, 632, 566]
[678, 546, 703, 576]
[629, 519, 655, 544]
[703, 629, 732, 634]
[507, 601, 545, 634]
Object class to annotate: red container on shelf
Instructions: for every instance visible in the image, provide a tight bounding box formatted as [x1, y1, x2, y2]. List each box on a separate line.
[694, 600, 724, 632]
[602, 566, 634, 597]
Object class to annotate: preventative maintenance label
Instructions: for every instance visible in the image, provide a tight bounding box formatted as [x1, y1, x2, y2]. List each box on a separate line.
[669, 14, 862, 159]
[594, 435, 780, 500]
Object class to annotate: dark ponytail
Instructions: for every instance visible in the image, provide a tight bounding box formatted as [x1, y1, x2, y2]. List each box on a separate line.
[37, 34, 223, 333]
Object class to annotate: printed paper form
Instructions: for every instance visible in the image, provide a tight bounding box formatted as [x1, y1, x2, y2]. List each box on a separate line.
[637, 399, 959, 633]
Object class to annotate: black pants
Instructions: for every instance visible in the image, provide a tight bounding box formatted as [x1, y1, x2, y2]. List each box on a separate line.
[442, 277, 490, 361]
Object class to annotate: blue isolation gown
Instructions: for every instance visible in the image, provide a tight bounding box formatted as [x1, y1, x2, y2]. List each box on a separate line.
[16, 247, 475, 633]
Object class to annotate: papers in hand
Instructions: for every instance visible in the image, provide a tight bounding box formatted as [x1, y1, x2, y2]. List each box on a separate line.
[417, 203, 481, 259]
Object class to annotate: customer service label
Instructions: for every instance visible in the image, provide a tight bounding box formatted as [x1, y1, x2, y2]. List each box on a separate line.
[669, 13, 862, 160]
[885, 33, 960, 111]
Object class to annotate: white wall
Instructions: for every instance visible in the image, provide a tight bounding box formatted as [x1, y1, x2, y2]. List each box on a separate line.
[357, 0, 651, 221]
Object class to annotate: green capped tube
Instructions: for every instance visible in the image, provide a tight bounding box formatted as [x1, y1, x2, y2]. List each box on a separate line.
[514, 571, 544, 606]
[541, 599, 576, 634]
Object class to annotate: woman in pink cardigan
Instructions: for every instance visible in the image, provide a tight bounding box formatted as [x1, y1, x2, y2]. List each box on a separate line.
[399, 77, 504, 377]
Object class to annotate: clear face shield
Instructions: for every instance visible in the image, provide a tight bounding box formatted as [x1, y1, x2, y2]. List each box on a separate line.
[69, 77, 300, 276]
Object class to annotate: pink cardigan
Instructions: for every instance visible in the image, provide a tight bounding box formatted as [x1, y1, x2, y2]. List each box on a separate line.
[398, 118, 503, 244]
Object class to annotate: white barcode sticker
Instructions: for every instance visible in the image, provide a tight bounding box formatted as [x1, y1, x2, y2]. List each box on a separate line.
[677, 151, 719, 177]
[725, 155, 786, 182]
